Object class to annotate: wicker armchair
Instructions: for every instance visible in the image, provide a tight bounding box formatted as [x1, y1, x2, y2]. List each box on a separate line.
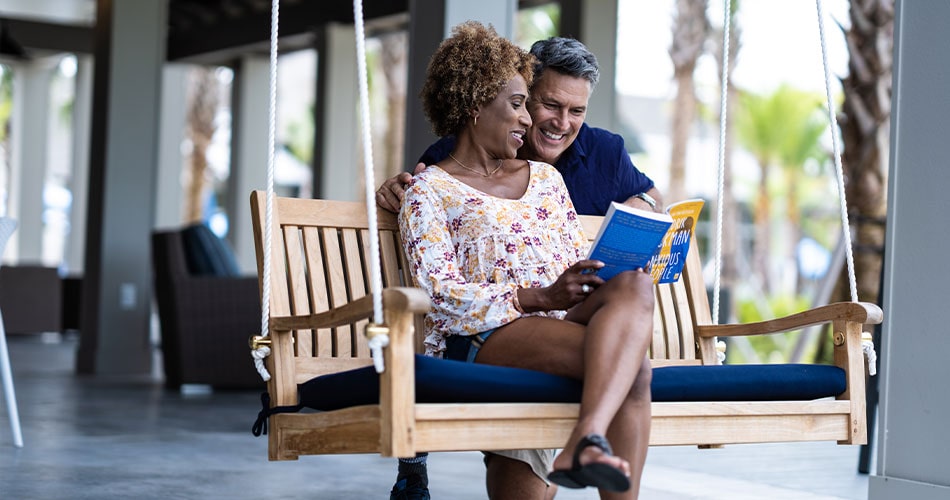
[151, 225, 263, 390]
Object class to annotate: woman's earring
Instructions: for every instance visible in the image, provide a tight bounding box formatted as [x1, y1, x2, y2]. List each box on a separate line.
[474, 116, 478, 127]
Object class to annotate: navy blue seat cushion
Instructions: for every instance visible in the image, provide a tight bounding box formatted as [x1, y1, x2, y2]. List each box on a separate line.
[294, 355, 846, 412]
[180, 223, 242, 277]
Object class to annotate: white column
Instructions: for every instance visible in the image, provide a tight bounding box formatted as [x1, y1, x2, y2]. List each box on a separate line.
[9, 57, 60, 264]
[579, 0, 619, 132]
[320, 23, 360, 201]
[228, 55, 269, 274]
[154, 63, 189, 230]
[65, 56, 93, 274]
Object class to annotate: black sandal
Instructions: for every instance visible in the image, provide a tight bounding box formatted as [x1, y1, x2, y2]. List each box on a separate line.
[547, 434, 631, 492]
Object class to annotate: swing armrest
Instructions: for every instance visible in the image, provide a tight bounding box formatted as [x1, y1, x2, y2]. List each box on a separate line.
[268, 287, 429, 333]
[269, 296, 375, 332]
[696, 301, 879, 446]
[696, 301, 883, 338]
[382, 287, 432, 318]
[379, 287, 430, 458]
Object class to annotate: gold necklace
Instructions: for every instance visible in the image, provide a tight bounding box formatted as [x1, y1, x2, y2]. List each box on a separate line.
[448, 153, 503, 177]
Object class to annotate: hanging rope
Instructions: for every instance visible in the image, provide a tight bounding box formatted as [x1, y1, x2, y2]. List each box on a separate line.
[711, 0, 732, 326]
[353, 0, 389, 373]
[862, 333, 877, 376]
[252, 0, 388, 378]
[252, 0, 281, 382]
[815, 0, 858, 303]
[815, 0, 875, 373]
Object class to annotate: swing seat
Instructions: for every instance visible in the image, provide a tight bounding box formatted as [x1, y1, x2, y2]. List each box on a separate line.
[250, 192, 882, 460]
[267, 356, 846, 412]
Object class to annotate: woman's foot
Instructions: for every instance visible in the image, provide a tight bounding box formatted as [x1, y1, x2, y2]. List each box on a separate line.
[548, 434, 631, 491]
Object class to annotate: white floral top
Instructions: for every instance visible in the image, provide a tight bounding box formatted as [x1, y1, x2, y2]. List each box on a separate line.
[399, 160, 588, 357]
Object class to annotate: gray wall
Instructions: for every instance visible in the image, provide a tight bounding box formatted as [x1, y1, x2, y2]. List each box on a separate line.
[77, 0, 165, 375]
[870, 1, 950, 498]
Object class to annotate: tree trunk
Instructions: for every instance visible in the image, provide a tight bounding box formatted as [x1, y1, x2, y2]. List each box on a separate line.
[669, 74, 694, 205]
[668, 0, 709, 204]
[381, 32, 407, 179]
[838, 0, 894, 306]
[753, 158, 771, 293]
[184, 67, 219, 224]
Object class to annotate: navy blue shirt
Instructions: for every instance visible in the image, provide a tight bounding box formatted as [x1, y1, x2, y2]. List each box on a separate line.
[418, 123, 654, 216]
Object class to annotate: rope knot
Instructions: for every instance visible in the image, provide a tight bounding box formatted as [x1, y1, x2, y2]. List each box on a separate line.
[861, 332, 877, 377]
[252, 346, 272, 381]
[365, 324, 390, 373]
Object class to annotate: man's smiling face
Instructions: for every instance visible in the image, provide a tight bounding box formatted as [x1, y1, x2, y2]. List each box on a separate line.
[522, 70, 592, 165]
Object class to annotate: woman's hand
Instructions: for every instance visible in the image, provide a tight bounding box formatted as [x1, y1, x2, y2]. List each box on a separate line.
[517, 260, 605, 312]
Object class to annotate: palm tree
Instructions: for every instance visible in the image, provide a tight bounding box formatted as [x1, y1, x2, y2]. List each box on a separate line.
[838, 0, 894, 306]
[775, 89, 827, 276]
[735, 85, 825, 294]
[0, 66, 11, 144]
[517, 3, 560, 48]
[184, 67, 219, 223]
[379, 31, 407, 181]
[668, 0, 709, 205]
[0, 66, 12, 213]
[735, 89, 780, 292]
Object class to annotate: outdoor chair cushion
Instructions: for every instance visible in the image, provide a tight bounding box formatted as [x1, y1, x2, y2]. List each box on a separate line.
[180, 223, 242, 277]
[275, 355, 846, 412]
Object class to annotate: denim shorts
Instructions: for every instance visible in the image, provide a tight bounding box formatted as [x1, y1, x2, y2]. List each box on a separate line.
[444, 329, 496, 363]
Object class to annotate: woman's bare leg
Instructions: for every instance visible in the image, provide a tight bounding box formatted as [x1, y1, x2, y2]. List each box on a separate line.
[558, 270, 654, 499]
[600, 357, 652, 500]
[476, 270, 655, 498]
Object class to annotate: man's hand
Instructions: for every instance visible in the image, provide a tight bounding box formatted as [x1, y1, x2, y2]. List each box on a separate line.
[626, 197, 655, 213]
[375, 162, 426, 213]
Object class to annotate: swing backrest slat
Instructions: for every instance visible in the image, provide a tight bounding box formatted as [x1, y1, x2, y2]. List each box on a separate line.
[252, 195, 396, 403]
[657, 286, 681, 358]
[302, 226, 333, 357]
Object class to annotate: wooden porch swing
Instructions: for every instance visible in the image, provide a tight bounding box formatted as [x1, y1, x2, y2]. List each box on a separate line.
[248, 0, 882, 462]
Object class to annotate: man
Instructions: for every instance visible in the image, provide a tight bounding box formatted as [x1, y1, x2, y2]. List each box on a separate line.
[380, 36, 663, 500]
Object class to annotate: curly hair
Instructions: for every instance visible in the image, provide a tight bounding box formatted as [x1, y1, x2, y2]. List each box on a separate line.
[421, 21, 535, 137]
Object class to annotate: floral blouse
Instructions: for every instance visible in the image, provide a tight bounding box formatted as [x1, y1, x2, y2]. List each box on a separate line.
[399, 160, 588, 357]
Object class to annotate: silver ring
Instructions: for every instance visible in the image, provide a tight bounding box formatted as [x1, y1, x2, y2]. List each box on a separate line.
[581, 284, 592, 294]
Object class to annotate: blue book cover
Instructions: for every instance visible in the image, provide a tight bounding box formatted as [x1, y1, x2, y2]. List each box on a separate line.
[587, 202, 672, 282]
[587, 199, 704, 283]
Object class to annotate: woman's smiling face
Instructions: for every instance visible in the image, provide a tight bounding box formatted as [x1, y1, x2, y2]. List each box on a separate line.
[476, 74, 533, 159]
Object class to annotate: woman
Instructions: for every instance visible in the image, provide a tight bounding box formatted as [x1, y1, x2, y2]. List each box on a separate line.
[400, 22, 653, 500]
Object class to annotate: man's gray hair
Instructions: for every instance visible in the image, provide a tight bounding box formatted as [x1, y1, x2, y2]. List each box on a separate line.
[529, 37, 600, 88]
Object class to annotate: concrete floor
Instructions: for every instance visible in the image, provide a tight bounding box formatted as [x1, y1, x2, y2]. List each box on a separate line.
[1, 333, 870, 499]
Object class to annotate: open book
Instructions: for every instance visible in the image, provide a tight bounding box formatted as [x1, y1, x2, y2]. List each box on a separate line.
[587, 199, 704, 284]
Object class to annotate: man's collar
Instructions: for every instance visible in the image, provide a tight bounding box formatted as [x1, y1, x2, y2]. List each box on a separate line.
[554, 123, 589, 170]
